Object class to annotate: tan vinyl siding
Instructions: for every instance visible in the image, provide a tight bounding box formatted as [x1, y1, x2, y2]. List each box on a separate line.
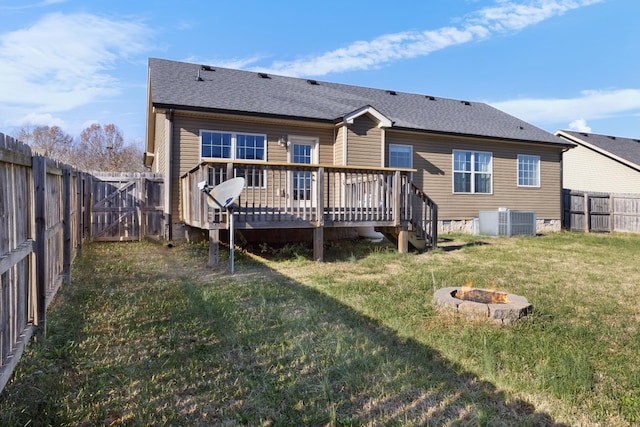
[387, 131, 563, 220]
[169, 111, 335, 220]
[346, 115, 382, 167]
[563, 145, 640, 193]
[154, 112, 166, 174]
[335, 126, 345, 165]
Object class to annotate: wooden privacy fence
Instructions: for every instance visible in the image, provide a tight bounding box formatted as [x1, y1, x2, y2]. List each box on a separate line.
[0, 133, 165, 394]
[562, 189, 640, 233]
[89, 172, 165, 242]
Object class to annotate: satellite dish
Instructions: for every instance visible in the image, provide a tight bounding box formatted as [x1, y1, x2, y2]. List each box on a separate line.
[206, 177, 245, 209]
[197, 177, 245, 274]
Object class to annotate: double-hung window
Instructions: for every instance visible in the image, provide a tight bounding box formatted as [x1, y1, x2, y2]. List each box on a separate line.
[201, 130, 266, 187]
[453, 150, 492, 194]
[387, 144, 412, 189]
[389, 144, 412, 169]
[517, 154, 540, 187]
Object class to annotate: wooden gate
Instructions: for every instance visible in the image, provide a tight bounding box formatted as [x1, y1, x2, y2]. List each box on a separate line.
[90, 172, 164, 241]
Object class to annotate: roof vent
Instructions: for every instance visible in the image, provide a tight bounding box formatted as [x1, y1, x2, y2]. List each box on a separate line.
[426, 96, 436, 101]
[518, 126, 524, 130]
[307, 79, 319, 85]
[607, 136, 617, 140]
[258, 73, 271, 79]
[196, 68, 203, 81]
[461, 100, 471, 106]
[386, 90, 397, 95]
[580, 133, 590, 137]
[201, 65, 215, 71]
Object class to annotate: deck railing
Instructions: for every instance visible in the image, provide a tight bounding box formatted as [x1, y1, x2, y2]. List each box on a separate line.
[407, 183, 438, 249]
[181, 160, 437, 247]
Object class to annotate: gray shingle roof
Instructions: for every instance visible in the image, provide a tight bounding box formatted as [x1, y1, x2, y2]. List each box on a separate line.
[149, 58, 568, 146]
[560, 130, 640, 167]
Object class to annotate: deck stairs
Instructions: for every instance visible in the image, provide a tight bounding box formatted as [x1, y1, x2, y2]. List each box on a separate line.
[379, 182, 438, 251]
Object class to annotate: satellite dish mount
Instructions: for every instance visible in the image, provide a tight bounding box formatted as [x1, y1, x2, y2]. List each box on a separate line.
[198, 177, 245, 273]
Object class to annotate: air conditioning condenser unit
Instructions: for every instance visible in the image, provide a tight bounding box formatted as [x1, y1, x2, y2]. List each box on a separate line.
[478, 209, 536, 236]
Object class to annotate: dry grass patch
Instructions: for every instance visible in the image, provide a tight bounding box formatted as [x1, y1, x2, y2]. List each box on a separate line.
[1, 233, 639, 426]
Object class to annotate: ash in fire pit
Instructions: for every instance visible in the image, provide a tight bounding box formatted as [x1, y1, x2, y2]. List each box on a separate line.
[434, 285, 532, 325]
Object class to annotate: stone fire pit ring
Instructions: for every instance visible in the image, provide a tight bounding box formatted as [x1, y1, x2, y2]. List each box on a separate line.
[433, 287, 533, 325]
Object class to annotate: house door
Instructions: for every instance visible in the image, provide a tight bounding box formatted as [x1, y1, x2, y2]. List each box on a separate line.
[288, 137, 318, 209]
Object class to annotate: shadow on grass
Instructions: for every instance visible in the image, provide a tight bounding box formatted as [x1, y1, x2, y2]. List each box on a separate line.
[437, 237, 491, 252]
[0, 241, 568, 426]
[184, 246, 566, 425]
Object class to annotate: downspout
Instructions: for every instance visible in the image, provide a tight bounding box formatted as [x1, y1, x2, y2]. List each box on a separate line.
[166, 109, 174, 242]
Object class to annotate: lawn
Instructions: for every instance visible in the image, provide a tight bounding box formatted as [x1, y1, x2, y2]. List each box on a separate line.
[1, 232, 639, 426]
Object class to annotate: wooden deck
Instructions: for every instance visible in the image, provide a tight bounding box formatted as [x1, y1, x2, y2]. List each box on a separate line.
[181, 161, 437, 263]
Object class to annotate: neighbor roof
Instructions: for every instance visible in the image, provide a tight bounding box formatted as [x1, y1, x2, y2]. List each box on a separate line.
[149, 58, 569, 146]
[557, 130, 640, 168]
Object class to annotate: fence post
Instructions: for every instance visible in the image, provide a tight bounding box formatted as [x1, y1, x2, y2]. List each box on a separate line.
[33, 156, 47, 335]
[609, 194, 614, 233]
[62, 168, 71, 285]
[583, 192, 589, 233]
[84, 174, 92, 240]
[139, 175, 146, 241]
[76, 172, 83, 255]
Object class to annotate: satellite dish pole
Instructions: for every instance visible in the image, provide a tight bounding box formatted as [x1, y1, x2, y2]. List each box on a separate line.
[197, 177, 245, 274]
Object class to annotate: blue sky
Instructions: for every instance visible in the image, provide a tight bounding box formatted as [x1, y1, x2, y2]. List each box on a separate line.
[1, 0, 638, 147]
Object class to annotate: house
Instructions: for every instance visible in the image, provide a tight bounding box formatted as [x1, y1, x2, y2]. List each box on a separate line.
[144, 57, 573, 262]
[556, 130, 640, 193]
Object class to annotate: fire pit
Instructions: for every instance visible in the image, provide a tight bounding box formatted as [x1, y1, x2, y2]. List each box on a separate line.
[433, 285, 532, 325]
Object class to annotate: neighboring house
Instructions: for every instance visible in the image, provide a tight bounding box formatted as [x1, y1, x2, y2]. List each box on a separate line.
[145, 58, 572, 261]
[556, 130, 640, 193]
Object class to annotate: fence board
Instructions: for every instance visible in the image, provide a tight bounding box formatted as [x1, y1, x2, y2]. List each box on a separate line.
[563, 189, 640, 233]
[0, 134, 36, 394]
[89, 172, 164, 241]
[0, 132, 166, 395]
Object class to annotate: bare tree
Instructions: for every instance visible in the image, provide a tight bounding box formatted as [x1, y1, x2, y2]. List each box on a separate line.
[77, 123, 146, 172]
[18, 123, 146, 172]
[18, 126, 74, 162]
[76, 123, 124, 171]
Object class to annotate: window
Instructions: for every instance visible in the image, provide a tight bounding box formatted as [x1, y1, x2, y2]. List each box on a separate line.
[201, 132, 232, 159]
[201, 131, 265, 161]
[453, 150, 492, 193]
[389, 144, 412, 168]
[518, 154, 540, 187]
[201, 130, 266, 187]
[292, 143, 312, 200]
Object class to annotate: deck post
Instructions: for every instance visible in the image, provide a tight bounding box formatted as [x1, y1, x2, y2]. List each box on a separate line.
[208, 228, 219, 268]
[313, 227, 324, 262]
[397, 226, 409, 254]
[393, 170, 401, 226]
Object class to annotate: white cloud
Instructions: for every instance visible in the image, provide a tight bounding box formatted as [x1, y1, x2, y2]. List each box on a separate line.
[250, 0, 603, 77]
[6, 112, 66, 129]
[568, 119, 592, 132]
[0, 13, 151, 112]
[469, 0, 603, 31]
[490, 88, 640, 125]
[0, 0, 67, 11]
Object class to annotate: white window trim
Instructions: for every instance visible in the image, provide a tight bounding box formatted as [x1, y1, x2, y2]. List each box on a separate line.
[452, 149, 493, 194]
[200, 129, 268, 189]
[199, 129, 268, 162]
[389, 144, 413, 168]
[287, 135, 319, 164]
[517, 154, 541, 188]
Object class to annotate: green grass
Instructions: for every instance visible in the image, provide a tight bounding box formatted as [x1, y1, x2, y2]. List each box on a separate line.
[1, 232, 639, 426]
